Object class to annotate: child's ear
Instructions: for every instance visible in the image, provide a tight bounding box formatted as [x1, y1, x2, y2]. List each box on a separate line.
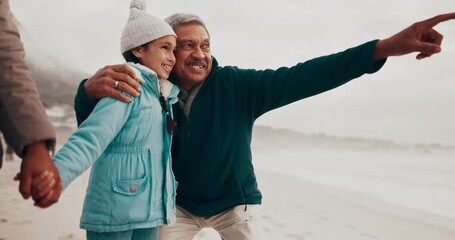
[131, 46, 144, 58]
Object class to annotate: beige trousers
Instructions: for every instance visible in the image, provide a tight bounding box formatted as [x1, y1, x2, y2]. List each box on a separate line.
[159, 205, 263, 240]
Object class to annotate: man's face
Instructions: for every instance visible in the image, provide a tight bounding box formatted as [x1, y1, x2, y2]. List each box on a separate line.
[173, 23, 212, 90]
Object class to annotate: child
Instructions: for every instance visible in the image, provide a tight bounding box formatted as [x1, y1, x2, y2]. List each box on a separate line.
[32, 0, 179, 239]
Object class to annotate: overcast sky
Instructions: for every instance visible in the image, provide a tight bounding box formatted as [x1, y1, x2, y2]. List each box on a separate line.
[10, 0, 455, 145]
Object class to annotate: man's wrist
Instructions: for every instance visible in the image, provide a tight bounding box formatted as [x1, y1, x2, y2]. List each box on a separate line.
[23, 141, 49, 156]
[373, 39, 389, 61]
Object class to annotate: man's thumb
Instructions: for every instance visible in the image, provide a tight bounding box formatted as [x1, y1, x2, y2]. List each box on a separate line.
[417, 42, 442, 54]
[13, 172, 21, 181]
[19, 174, 32, 199]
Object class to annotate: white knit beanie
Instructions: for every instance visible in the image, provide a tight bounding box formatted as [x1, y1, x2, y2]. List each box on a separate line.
[121, 0, 176, 54]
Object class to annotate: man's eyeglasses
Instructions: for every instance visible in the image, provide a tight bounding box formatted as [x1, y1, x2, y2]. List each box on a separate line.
[159, 96, 176, 135]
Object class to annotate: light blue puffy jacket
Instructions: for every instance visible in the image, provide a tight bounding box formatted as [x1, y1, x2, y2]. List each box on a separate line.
[53, 63, 179, 232]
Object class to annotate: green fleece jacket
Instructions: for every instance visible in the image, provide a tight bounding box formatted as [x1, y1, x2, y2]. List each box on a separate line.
[74, 40, 385, 217]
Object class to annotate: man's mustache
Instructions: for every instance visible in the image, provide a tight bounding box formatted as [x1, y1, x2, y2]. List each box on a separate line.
[185, 59, 207, 68]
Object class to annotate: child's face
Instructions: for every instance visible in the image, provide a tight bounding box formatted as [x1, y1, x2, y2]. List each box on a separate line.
[133, 35, 176, 79]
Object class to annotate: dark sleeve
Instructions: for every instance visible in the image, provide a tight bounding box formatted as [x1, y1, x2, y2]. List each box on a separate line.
[238, 40, 386, 119]
[74, 79, 99, 126]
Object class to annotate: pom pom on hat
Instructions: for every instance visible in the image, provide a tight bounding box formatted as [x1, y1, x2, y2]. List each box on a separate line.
[130, 0, 146, 11]
[121, 0, 176, 54]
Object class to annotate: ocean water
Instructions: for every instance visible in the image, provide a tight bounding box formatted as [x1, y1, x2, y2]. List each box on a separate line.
[254, 148, 455, 220]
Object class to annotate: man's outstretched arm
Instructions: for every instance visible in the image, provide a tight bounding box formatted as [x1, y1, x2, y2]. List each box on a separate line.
[76, 12, 455, 115]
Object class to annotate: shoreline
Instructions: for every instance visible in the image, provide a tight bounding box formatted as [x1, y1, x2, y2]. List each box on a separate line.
[256, 169, 455, 240]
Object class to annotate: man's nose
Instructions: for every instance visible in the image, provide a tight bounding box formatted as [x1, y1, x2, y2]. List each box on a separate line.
[191, 47, 205, 59]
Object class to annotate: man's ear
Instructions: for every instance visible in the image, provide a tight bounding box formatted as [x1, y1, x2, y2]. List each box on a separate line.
[131, 46, 144, 58]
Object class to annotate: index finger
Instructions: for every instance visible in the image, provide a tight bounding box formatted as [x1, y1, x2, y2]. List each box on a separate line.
[421, 12, 455, 28]
[18, 174, 32, 199]
[31, 171, 51, 186]
[34, 190, 54, 208]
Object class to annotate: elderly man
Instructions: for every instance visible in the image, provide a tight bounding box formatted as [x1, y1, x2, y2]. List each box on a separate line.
[72, 12, 455, 240]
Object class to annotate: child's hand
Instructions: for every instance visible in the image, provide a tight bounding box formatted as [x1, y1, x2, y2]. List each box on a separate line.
[14, 166, 62, 208]
[28, 171, 56, 206]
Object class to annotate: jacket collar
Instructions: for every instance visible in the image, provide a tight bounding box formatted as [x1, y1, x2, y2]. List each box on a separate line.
[127, 63, 179, 103]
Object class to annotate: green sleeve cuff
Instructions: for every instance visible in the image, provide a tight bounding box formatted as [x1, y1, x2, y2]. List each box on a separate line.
[365, 39, 387, 74]
[74, 79, 99, 126]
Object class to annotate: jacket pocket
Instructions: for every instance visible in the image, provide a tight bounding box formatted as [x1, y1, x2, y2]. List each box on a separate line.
[111, 176, 150, 224]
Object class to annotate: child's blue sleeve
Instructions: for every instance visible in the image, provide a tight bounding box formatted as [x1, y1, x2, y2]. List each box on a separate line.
[54, 95, 135, 190]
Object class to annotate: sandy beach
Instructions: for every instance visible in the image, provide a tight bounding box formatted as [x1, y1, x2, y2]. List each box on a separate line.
[1, 151, 455, 240]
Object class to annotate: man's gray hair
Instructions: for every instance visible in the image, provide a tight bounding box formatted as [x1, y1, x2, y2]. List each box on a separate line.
[165, 13, 210, 37]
